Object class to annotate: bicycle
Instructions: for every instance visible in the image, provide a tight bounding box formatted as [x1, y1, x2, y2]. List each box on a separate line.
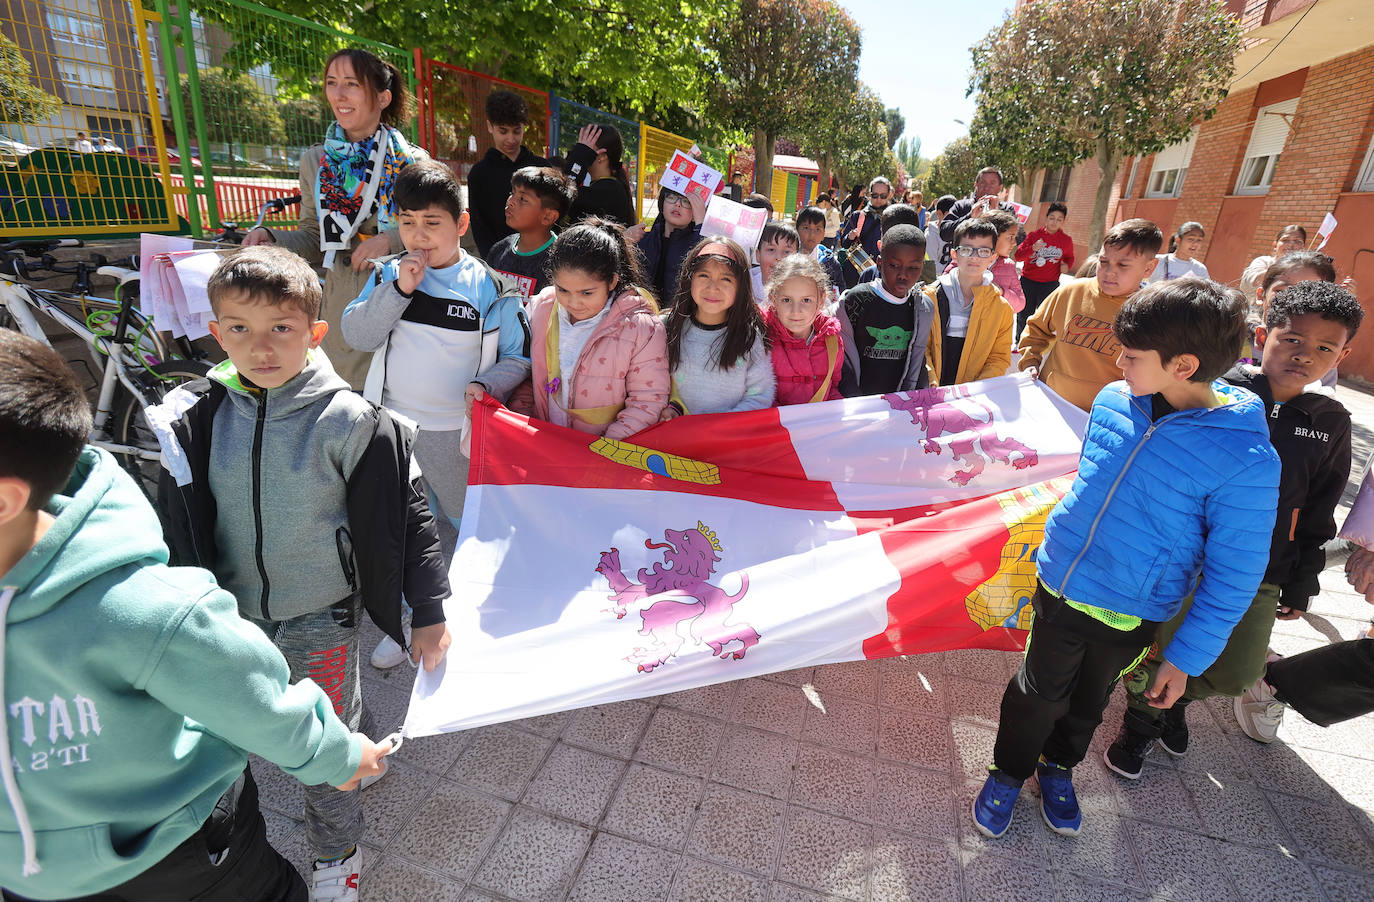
[214, 194, 303, 244]
[0, 238, 210, 500]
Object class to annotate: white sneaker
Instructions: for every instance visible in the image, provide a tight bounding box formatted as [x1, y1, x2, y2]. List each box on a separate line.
[311, 847, 359, 902]
[1234, 675, 1285, 744]
[370, 628, 409, 670]
[359, 755, 389, 791]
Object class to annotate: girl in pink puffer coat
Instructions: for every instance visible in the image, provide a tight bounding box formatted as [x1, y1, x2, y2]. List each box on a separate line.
[517, 220, 669, 438]
[761, 254, 844, 406]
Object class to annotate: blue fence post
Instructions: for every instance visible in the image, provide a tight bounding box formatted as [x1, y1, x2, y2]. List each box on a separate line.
[549, 94, 562, 158]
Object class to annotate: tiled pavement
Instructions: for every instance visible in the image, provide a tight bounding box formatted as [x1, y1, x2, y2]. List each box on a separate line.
[256, 382, 1374, 902]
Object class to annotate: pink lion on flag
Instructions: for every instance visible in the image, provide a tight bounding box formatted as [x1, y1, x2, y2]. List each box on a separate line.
[884, 385, 1038, 486]
[595, 522, 757, 673]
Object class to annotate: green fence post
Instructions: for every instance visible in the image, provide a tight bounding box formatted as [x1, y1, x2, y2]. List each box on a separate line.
[174, 2, 220, 233]
[154, 0, 202, 236]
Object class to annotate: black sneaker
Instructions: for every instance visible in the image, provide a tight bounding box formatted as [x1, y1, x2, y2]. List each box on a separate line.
[1103, 709, 1160, 780]
[1157, 702, 1189, 757]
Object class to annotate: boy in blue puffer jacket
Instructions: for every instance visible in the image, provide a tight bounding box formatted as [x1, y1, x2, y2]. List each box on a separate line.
[973, 277, 1280, 840]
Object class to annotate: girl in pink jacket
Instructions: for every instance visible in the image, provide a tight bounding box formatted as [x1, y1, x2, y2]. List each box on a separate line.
[761, 254, 844, 405]
[521, 219, 670, 437]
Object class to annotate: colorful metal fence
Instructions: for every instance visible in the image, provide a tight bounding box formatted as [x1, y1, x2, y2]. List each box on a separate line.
[549, 95, 639, 215]
[151, 0, 415, 236]
[418, 58, 549, 180]
[0, 0, 181, 235]
[5, 0, 744, 240]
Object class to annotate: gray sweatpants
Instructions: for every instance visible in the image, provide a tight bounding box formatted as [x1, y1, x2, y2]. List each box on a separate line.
[252, 594, 367, 860]
[413, 427, 467, 560]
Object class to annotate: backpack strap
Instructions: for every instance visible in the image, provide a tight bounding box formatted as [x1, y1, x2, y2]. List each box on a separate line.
[809, 334, 841, 403]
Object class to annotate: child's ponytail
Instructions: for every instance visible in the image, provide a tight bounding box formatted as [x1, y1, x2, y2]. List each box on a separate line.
[595, 127, 633, 199]
[544, 217, 647, 301]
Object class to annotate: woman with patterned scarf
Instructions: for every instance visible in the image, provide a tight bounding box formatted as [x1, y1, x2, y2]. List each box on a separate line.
[244, 48, 426, 388]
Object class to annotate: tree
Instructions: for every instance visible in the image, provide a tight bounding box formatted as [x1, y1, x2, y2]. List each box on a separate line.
[894, 135, 922, 177]
[0, 33, 61, 125]
[970, 0, 1240, 250]
[179, 68, 281, 159]
[882, 107, 904, 149]
[255, 0, 734, 144]
[923, 136, 982, 203]
[794, 79, 889, 199]
[278, 96, 332, 148]
[708, 0, 861, 196]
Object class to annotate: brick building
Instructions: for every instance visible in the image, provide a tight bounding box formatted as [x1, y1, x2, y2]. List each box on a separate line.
[1014, 0, 1374, 381]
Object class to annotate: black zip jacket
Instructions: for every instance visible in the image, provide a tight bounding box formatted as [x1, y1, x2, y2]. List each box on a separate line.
[155, 379, 449, 648]
[1222, 365, 1352, 610]
[468, 145, 550, 257]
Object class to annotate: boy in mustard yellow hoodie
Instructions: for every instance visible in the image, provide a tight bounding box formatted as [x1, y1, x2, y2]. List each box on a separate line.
[925, 218, 1015, 386]
[1018, 219, 1163, 410]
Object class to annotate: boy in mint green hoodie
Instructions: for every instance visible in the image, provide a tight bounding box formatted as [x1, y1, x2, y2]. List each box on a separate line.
[0, 329, 389, 901]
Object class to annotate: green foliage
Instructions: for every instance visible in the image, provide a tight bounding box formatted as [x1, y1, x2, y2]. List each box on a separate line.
[969, 0, 1241, 247]
[708, 0, 861, 193]
[882, 107, 904, 149]
[180, 67, 282, 149]
[894, 135, 922, 176]
[923, 136, 981, 202]
[278, 96, 332, 147]
[260, 0, 734, 137]
[0, 33, 62, 125]
[796, 80, 889, 194]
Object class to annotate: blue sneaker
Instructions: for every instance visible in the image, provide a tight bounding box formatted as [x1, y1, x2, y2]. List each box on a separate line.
[972, 770, 1022, 838]
[1036, 761, 1082, 835]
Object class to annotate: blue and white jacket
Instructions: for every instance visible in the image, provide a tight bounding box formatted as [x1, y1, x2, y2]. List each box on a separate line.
[1036, 380, 1281, 676]
[341, 253, 531, 431]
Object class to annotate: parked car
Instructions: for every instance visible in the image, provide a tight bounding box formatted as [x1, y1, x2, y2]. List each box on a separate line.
[0, 137, 35, 163]
[127, 145, 202, 168]
[43, 137, 123, 153]
[207, 150, 270, 171]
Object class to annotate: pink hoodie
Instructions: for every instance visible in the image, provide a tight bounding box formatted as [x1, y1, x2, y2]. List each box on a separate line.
[519, 286, 670, 438]
[762, 306, 844, 406]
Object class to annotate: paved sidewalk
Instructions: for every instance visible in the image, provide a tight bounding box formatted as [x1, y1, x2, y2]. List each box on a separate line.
[257, 382, 1374, 902]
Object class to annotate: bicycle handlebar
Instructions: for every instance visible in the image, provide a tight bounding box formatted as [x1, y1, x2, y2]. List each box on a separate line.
[0, 238, 83, 256]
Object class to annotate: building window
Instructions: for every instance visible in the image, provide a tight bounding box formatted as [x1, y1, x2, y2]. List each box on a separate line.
[1122, 157, 1141, 199]
[1145, 129, 1197, 199]
[86, 116, 135, 150]
[1354, 135, 1374, 192]
[1039, 165, 1071, 203]
[1235, 98, 1297, 195]
[45, 11, 106, 48]
[57, 61, 119, 108]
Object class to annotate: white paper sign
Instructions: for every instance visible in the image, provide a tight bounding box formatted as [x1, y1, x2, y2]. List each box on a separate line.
[659, 150, 723, 205]
[1317, 212, 1337, 250]
[1013, 202, 1033, 224]
[701, 193, 770, 250]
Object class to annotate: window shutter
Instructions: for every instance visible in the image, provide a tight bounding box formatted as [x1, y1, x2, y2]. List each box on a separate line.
[1242, 99, 1298, 161]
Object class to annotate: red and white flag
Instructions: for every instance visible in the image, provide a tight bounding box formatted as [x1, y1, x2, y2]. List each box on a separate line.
[403, 373, 1088, 737]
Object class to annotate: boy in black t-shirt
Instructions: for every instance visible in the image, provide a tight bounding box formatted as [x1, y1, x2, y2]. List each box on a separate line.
[485, 166, 574, 297]
[837, 225, 935, 396]
[467, 91, 549, 257]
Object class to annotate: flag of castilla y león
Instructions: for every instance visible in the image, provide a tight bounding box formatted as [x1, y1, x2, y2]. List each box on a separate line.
[402, 372, 1088, 738]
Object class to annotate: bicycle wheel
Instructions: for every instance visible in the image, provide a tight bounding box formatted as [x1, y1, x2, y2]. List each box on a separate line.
[112, 359, 210, 501]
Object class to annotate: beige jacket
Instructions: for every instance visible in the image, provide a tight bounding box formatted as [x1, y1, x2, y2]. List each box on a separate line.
[266, 143, 429, 389]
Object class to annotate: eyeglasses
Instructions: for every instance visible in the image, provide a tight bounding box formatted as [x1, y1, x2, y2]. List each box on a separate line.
[955, 246, 995, 258]
[870, 192, 890, 200]
[662, 194, 691, 209]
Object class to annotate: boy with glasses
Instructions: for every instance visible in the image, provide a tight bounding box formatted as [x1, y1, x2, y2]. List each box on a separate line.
[1018, 219, 1163, 410]
[923, 218, 1014, 386]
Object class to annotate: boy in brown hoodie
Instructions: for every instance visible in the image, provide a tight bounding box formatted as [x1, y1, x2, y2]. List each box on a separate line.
[1017, 219, 1163, 410]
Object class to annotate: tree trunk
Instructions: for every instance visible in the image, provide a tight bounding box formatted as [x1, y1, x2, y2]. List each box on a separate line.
[816, 153, 831, 201]
[753, 129, 775, 199]
[1088, 138, 1121, 254]
[1020, 166, 1036, 207]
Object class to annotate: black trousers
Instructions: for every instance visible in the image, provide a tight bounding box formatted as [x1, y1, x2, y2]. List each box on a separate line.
[993, 583, 1158, 781]
[1268, 638, 1374, 727]
[3, 767, 305, 902]
[1018, 277, 1061, 338]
